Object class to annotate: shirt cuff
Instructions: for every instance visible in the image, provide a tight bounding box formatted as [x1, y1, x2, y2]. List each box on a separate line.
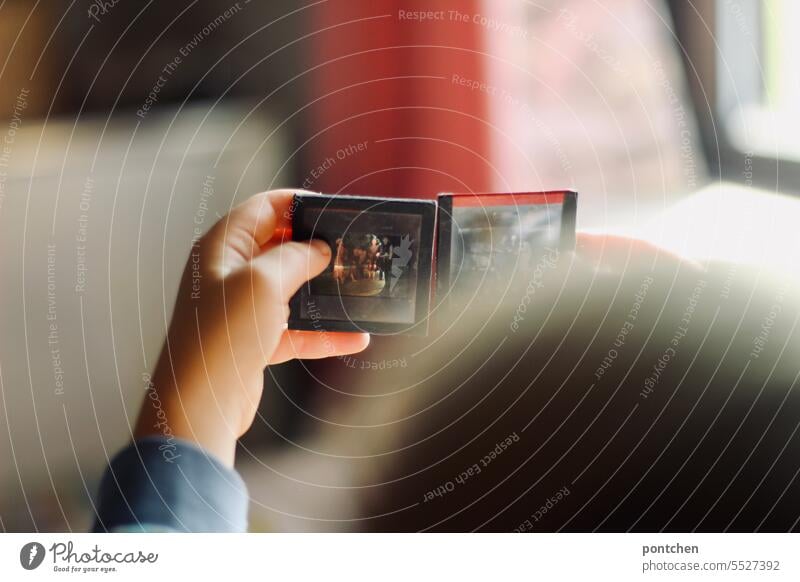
[93, 436, 248, 533]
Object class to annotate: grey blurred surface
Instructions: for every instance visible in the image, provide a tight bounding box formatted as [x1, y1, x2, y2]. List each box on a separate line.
[0, 101, 289, 531]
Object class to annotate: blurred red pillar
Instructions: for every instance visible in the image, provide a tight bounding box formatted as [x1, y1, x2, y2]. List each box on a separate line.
[306, 0, 491, 198]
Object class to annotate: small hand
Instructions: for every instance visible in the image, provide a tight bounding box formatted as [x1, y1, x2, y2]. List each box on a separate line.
[135, 190, 370, 465]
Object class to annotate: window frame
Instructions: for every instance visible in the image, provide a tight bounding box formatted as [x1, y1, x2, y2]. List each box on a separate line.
[668, 0, 800, 195]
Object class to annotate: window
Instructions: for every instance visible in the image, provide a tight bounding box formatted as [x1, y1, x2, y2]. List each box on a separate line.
[720, 0, 800, 162]
[707, 0, 800, 192]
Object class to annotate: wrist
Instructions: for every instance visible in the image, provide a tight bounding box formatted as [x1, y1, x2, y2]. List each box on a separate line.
[136, 368, 241, 467]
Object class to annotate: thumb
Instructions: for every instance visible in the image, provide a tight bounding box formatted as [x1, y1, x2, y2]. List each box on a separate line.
[249, 239, 332, 303]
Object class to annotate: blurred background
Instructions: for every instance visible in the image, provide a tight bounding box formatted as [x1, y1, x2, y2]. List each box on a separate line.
[1, 0, 799, 532]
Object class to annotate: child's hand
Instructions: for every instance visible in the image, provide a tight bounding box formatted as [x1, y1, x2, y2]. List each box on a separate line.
[135, 190, 370, 466]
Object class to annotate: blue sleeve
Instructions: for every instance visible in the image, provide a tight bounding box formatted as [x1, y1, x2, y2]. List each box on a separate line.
[92, 436, 248, 533]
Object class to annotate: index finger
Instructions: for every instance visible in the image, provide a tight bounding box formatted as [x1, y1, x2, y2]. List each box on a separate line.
[202, 189, 313, 272]
[225, 189, 295, 248]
